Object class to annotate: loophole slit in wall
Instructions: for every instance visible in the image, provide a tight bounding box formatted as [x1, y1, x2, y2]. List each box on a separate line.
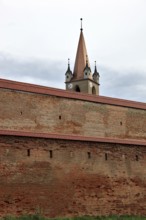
[27, 149, 30, 157]
[87, 152, 91, 159]
[49, 150, 53, 158]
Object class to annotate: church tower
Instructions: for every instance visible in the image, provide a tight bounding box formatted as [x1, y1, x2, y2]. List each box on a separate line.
[65, 19, 100, 95]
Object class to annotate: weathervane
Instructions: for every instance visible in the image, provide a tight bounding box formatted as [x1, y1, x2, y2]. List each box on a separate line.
[80, 18, 83, 31]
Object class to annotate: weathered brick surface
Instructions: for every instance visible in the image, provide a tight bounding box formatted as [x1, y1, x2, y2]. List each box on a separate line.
[0, 135, 146, 217]
[1, 89, 146, 140]
[1, 82, 146, 217]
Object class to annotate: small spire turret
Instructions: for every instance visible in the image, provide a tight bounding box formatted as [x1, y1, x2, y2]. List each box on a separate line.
[94, 61, 98, 74]
[65, 58, 73, 82]
[67, 59, 71, 72]
[93, 61, 100, 84]
[84, 55, 91, 79]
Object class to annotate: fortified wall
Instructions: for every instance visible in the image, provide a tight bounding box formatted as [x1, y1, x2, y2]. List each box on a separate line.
[0, 78, 146, 217]
[1, 79, 146, 140]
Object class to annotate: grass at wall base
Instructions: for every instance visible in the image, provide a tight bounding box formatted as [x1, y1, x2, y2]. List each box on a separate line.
[1, 215, 146, 220]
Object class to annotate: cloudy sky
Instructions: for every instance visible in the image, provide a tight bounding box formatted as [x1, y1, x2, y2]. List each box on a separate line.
[0, 0, 146, 102]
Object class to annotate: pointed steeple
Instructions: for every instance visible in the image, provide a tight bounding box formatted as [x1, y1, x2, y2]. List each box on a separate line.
[73, 18, 91, 80]
[65, 19, 100, 95]
[65, 59, 72, 75]
[93, 61, 100, 84]
[93, 61, 99, 76]
[65, 58, 73, 82]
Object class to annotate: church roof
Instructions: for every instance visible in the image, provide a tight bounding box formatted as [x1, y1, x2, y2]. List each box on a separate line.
[73, 30, 90, 80]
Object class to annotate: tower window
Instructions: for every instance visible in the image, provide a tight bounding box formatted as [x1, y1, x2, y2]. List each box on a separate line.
[49, 150, 53, 159]
[59, 115, 61, 120]
[75, 85, 80, 92]
[87, 152, 91, 159]
[120, 121, 123, 125]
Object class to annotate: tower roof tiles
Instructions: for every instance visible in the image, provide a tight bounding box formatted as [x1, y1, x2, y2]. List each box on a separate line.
[73, 30, 90, 80]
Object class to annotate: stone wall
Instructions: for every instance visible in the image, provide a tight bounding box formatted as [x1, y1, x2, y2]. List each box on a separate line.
[0, 135, 146, 217]
[1, 88, 146, 140]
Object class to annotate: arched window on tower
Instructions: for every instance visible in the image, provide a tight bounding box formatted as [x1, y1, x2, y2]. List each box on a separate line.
[92, 86, 96, 94]
[75, 85, 80, 92]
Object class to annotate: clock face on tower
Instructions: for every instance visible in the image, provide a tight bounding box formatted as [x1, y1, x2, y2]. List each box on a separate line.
[68, 83, 73, 89]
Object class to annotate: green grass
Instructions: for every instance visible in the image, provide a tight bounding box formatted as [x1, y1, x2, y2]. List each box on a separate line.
[1, 216, 146, 220]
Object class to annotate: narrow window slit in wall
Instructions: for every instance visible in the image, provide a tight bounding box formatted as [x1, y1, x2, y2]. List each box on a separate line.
[49, 150, 53, 159]
[27, 149, 30, 157]
[105, 153, 108, 161]
[59, 115, 61, 120]
[87, 152, 91, 159]
[120, 121, 122, 125]
[136, 155, 139, 161]
[20, 111, 22, 115]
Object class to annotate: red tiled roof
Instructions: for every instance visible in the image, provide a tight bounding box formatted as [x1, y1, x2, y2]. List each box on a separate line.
[0, 78, 146, 110]
[0, 130, 146, 146]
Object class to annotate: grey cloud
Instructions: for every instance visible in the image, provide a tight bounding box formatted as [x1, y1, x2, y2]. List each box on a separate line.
[0, 52, 65, 88]
[0, 52, 146, 103]
[100, 66, 146, 102]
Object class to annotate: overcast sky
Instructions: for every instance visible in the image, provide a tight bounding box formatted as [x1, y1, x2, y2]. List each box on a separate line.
[0, 0, 146, 102]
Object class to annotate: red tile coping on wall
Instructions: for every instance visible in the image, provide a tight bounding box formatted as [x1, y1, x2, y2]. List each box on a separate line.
[0, 78, 146, 110]
[0, 130, 146, 146]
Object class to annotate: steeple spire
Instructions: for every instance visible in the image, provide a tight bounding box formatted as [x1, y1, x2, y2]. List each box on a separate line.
[93, 60, 100, 84]
[65, 58, 73, 82]
[93, 61, 99, 76]
[94, 61, 98, 73]
[66, 58, 72, 74]
[67, 58, 71, 71]
[73, 18, 91, 80]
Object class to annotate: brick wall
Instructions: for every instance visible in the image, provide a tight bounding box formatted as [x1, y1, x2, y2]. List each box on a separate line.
[1, 89, 146, 140]
[0, 135, 146, 217]
[1, 80, 146, 217]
